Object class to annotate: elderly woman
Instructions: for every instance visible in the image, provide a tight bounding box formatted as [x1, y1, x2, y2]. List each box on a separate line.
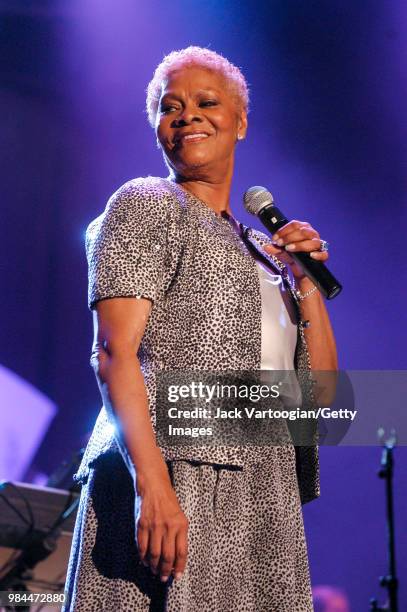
[64, 46, 337, 611]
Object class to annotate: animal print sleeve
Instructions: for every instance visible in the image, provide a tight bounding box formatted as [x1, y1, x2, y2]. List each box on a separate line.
[85, 177, 179, 310]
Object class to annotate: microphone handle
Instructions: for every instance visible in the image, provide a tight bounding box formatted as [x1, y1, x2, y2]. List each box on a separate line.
[258, 205, 342, 300]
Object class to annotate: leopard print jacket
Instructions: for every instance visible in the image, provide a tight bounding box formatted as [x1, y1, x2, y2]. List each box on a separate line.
[75, 176, 320, 505]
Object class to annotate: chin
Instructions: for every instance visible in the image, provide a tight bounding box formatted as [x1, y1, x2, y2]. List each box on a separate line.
[180, 152, 211, 166]
[164, 152, 213, 178]
[175, 156, 212, 174]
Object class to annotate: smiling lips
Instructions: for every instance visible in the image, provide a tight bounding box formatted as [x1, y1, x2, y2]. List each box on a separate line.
[175, 132, 210, 145]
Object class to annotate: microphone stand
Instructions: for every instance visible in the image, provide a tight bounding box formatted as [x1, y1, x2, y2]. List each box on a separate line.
[0, 448, 84, 611]
[0, 496, 80, 611]
[369, 428, 398, 612]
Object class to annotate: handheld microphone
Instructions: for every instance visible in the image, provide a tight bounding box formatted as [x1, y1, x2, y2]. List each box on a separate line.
[244, 186, 342, 300]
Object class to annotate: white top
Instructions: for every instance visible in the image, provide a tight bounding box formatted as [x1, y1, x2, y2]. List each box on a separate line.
[255, 259, 297, 369]
[255, 259, 301, 406]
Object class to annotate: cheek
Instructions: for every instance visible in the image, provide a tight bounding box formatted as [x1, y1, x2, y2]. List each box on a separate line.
[156, 123, 166, 143]
[156, 124, 172, 151]
[211, 112, 238, 138]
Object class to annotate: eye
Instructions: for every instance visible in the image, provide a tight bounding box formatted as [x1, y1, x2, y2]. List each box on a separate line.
[160, 105, 177, 114]
[199, 100, 218, 107]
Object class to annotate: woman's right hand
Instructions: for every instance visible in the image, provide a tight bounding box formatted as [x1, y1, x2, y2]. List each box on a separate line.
[92, 297, 189, 582]
[135, 466, 189, 583]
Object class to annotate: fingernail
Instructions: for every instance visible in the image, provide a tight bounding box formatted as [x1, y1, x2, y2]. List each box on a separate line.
[285, 244, 295, 251]
[272, 233, 279, 240]
[276, 239, 284, 246]
[175, 572, 183, 580]
[160, 575, 169, 582]
[310, 252, 318, 258]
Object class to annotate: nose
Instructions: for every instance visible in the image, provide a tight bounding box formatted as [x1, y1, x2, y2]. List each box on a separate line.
[171, 103, 203, 127]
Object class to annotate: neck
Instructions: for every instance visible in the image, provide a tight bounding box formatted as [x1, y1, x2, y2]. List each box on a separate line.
[169, 159, 234, 215]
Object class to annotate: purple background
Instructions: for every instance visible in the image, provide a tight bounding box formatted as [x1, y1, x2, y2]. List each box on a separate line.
[1, 1, 406, 608]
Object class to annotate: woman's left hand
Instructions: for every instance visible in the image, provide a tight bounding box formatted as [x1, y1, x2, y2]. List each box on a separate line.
[263, 220, 328, 280]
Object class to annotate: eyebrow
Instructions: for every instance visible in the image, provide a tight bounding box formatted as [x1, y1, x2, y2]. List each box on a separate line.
[160, 88, 221, 101]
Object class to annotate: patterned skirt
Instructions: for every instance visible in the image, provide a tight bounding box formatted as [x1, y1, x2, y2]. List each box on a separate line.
[63, 447, 313, 612]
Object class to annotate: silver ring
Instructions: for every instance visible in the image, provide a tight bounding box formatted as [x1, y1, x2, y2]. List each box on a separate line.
[319, 239, 329, 252]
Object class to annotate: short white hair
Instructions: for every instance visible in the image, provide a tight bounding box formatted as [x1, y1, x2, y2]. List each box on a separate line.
[146, 46, 249, 127]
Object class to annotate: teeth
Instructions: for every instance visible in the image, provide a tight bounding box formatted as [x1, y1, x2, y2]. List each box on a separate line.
[183, 133, 208, 140]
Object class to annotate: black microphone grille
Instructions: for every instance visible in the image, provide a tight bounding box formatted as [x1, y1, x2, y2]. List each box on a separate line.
[243, 186, 274, 216]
